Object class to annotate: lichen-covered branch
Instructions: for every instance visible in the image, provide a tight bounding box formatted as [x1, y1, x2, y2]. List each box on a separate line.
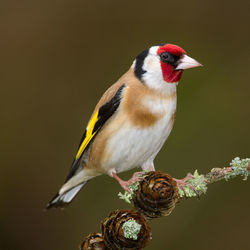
[178, 157, 250, 198]
[119, 157, 250, 202]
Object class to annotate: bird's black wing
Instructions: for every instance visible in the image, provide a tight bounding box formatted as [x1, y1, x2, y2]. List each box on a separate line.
[64, 84, 126, 182]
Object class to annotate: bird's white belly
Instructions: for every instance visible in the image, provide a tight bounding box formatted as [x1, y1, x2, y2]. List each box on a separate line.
[103, 98, 176, 174]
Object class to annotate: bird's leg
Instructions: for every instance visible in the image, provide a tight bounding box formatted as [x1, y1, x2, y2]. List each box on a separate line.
[112, 172, 143, 192]
[141, 161, 155, 172]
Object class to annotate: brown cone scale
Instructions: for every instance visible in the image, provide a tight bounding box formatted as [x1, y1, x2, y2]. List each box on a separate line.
[79, 232, 108, 250]
[133, 171, 179, 219]
[101, 209, 151, 250]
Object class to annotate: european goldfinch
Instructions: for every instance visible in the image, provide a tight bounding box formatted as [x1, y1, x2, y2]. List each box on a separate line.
[47, 43, 202, 209]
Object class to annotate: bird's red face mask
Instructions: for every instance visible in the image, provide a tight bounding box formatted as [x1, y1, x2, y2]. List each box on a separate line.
[157, 44, 202, 83]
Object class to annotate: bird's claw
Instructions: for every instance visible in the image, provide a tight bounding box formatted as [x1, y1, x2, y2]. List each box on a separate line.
[173, 173, 199, 198]
[112, 171, 143, 192]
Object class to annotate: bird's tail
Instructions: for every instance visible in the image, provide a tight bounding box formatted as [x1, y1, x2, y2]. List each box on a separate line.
[46, 181, 87, 209]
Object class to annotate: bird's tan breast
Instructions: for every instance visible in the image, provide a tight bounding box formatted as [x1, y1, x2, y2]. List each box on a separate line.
[122, 79, 176, 128]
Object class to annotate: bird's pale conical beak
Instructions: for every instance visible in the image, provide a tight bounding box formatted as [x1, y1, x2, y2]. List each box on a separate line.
[175, 54, 202, 70]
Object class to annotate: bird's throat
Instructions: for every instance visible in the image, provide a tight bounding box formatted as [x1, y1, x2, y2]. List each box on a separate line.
[160, 62, 183, 83]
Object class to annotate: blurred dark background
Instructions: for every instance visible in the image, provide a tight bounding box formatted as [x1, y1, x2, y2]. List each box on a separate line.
[1, 0, 249, 249]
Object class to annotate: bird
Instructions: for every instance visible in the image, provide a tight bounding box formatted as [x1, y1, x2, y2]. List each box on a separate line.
[46, 43, 202, 209]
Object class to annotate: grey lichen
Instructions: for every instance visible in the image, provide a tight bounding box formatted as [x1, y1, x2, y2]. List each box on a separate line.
[178, 170, 207, 198]
[227, 157, 250, 181]
[118, 181, 139, 204]
[118, 191, 133, 204]
[122, 219, 141, 240]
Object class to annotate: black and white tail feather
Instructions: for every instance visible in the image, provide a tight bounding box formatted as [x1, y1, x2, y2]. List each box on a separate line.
[46, 155, 89, 209]
[46, 182, 87, 209]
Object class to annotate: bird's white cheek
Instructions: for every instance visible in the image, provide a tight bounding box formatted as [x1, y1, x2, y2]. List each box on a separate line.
[143, 54, 162, 76]
[143, 56, 160, 72]
[142, 55, 165, 89]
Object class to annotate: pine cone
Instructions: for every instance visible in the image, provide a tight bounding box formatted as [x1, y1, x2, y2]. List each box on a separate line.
[133, 171, 179, 219]
[101, 209, 151, 250]
[79, 232, 108, 250]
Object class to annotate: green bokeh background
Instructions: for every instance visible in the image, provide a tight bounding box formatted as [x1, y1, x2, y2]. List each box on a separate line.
[1, 1, 249, 249]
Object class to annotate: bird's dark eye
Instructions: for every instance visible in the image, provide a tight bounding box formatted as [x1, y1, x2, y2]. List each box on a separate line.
[160, 52, 170, 62]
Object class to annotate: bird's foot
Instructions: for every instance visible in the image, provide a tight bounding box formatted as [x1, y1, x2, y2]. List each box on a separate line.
[112, 172, 143, 192]
[173, 173, 199, 197]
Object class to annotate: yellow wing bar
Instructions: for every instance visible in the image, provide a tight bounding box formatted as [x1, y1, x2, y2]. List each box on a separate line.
[75, 111, 99, 159]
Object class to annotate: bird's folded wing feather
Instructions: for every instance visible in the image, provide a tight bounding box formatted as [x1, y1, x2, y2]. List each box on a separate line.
[64, 83, 126, 182]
